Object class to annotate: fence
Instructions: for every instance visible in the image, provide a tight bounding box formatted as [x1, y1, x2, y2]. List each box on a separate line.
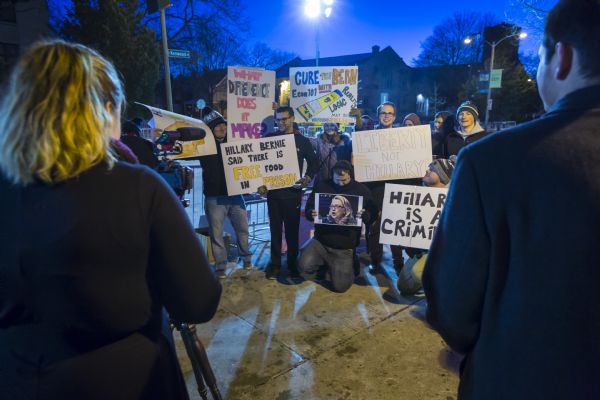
[179, 161, 270, 243]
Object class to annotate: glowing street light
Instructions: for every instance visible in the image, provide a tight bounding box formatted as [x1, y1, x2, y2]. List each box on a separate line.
[304, 0, 333, 66]
[464, 30, 527, 127]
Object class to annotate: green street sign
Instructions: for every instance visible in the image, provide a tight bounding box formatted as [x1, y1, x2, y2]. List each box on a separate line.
[168, 49, 190, 59]
[490, 69, 503, 89]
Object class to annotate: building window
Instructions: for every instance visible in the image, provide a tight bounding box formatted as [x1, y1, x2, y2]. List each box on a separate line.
[0, 2, 16, 22]
[380, 92, 389, 104]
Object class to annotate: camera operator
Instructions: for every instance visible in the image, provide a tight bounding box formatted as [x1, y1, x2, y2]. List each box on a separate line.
[196, 107, 253, 277]
[0, 40, 222, 400]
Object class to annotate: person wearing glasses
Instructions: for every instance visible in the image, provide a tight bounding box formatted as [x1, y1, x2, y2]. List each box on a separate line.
[261, 106, 318, 280]
[364, 102, 421, 277]
[300, 161, 376, 292]
[322, 195, 357, 225]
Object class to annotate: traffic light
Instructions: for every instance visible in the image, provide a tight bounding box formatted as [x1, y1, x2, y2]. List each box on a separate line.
[146, 0, 171, 14]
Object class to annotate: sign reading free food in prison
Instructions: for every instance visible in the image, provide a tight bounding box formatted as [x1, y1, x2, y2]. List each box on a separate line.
[379, 184, 448, 250]
[221, 136, 300, 195]
[289, 66, 358, 124]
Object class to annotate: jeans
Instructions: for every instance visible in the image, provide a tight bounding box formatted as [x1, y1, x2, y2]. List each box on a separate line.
[298, 238, 355, 293]
[204, 195, 251, 270]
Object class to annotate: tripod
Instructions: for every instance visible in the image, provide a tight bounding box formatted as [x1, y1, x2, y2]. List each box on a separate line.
[171, 321, 223, 400]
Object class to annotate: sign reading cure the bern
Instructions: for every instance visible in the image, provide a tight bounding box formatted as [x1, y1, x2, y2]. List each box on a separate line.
[221, 136, 300, 195]
[352, 125, 432, 182]
[289, 66, 358, 124]
[379, 184, 448, 250]
[227, 66, 275, 141]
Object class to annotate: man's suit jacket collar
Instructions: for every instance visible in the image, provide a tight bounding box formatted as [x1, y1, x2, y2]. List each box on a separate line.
[547, 83, 600, 115]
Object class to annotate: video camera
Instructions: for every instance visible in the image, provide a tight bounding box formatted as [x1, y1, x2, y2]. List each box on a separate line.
[156, 127, 207, 155]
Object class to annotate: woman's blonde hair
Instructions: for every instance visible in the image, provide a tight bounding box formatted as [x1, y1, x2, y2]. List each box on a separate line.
[0, 39, 124, 184]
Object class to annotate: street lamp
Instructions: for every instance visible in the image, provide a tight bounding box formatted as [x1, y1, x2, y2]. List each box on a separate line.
[304, 0, 333, 66]
[464, 31, 527, 128]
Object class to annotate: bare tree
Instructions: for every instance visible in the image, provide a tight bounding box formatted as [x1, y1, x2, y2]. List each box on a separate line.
[414, 11, 499, 67]
[244, 42, 296, 70]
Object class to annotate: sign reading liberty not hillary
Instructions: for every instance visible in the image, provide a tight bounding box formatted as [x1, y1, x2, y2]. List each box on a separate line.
[352, 125, 432, 182]
[221, 136, 300, 195]
[289, 66, 358, 123]
[137, 103, 216, 159]
[227, 66, 275, 141]
[380, 184, 448, 250]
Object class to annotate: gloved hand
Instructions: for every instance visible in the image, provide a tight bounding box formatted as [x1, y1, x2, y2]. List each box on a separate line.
[257, 185, 268, 196]
[349, 107, 362, 128]
[293, 175, 312, 189]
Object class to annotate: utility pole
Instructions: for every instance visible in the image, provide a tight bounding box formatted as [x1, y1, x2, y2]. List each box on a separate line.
[147, 0, 173, 111]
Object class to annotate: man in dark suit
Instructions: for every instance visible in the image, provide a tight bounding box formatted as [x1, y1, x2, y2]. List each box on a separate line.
[423, 1, 600, 399]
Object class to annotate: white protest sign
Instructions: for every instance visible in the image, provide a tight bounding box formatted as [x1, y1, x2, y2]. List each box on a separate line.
[227, 66, 275, 141]
[289, 66, 358, 123]
[352, 125, 432, 182]
[221, 136, 300, 195]
[137, 103, 217, 159]
[379, 184, 448, 250]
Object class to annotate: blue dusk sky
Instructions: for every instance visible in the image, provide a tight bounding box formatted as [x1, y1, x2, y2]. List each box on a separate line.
[241, 0, 553, 64]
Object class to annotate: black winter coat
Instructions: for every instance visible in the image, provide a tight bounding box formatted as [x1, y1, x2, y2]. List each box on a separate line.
[423, 84, 600, 400]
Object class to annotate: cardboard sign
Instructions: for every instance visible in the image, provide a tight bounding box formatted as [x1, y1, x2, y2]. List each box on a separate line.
[352, 125, 432, 182]
[314, 193, 363, 227]
[227, 66, 276, 141]
[379, 184, 448, 250]
[289, 66, 358, 123]
[137, 103, 217, 159]
[221, 136, 300, 195]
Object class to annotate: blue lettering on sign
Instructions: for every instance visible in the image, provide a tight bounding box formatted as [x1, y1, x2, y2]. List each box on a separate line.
[294, 70, 320, 85]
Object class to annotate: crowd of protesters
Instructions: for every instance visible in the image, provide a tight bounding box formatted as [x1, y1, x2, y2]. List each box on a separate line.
[1, 1, 598, 399]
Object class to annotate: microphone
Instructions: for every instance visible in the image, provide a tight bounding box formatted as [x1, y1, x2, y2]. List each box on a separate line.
[156, 127, 207, 145]
[175, 127, 206, 141]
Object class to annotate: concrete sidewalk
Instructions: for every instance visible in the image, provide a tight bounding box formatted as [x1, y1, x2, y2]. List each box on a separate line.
[174, 241, 461, 400]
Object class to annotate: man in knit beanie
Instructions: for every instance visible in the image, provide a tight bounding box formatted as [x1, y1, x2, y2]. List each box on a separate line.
[197, 106, 253, 277]
[423, 157, 456, 188]
[456, 101, 486, 137]
[402, 113, 422, 126]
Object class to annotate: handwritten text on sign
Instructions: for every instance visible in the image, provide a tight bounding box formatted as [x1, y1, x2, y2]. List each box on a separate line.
[379, 184, 448, 250]
[352, 125, 432, 182]
[221, 136, 300, 195]
[227, 66, 275, 141]
[289, 66, 358, 123]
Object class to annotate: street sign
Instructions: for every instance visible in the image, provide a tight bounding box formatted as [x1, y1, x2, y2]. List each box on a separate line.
[490, 69, 503, 89]
[168, 49, 190, 59]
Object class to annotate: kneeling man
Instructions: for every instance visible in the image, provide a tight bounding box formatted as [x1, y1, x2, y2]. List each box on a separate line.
[300, 161, 376, 292]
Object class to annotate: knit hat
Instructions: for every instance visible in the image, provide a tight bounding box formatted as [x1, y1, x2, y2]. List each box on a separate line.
[456, 101, 479, 120]
[429, 158, 456, 185]
[201, 107, 226, 131]
[323, 122, 339, 133]
[403, 113, 421, 126]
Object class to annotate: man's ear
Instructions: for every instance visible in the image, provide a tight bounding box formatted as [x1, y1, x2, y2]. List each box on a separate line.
[555, 42, 573, 81]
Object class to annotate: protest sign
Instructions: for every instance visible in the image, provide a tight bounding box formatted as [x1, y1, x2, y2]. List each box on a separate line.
[352, 125, 432, 182]
[379, 184, 448, 250]
[289, 66, 358, 123]
[221, 136, 300, 195]
[227, 66, 275, 141]
[137, 103, 216, 159]
[314, 193, 363, 227]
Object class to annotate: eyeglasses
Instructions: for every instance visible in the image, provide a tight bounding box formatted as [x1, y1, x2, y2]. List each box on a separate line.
[276, 116, 292, 122]
[379, 112, 395, 116]
[329, 204, 344, 209]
